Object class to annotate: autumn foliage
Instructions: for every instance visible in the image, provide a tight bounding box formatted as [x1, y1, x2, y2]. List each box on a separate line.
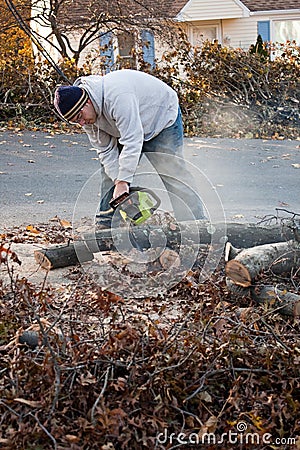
[149, 35, 300, 139]
[0, 27, 34, 98]
[0, 19, 299, 138]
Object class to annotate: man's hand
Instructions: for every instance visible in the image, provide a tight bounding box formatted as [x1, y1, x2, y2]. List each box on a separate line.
[113, 180, 129, 199]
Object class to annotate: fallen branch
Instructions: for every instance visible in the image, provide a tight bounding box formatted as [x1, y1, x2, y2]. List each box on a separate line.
[252, 285, 300, 317]
[225, 239, 300, 287]
[225, 239, 300, 317]
[34, 221, 293, 270]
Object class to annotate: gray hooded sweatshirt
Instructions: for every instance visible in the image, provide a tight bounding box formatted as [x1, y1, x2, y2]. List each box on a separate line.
[74, 69, 178, 184]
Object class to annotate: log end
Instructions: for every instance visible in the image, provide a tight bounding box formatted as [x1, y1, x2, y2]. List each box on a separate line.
[225, 259, 252, 287]
[159, 248, 181, 269]
[294, 302, 300, 317]
[224, 242, 242, 262]
[34, 250, 52, 270]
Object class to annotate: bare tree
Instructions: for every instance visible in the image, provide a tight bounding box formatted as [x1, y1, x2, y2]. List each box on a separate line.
[5, 0, 177, 66]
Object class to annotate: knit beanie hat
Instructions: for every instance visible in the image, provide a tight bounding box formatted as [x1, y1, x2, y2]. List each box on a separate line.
[54, 86, 89, 121]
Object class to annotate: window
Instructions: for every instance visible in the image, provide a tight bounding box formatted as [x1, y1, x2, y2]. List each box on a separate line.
[192, 26, 218, 47]
[257, 19, 300, 59]
[117, 32, 137, 69]
[257, 21, 270, 42]
[258, 19, 300, 45]
[99, 29, 155, 72]
[273, 19, 300, 44]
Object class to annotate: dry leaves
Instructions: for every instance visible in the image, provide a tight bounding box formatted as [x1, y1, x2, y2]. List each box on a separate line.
[59, 218, 72, 228]
[0, 222, 299, 449]
[0, 244, 21, 265]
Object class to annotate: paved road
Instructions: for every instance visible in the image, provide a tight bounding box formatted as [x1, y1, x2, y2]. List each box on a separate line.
[0, 130, 299, 230]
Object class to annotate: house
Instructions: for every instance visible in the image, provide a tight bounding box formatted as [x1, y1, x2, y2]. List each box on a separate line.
[173, 0, 300, 51]
[30, 0, 300, 71]
[99, 0, 300, 71]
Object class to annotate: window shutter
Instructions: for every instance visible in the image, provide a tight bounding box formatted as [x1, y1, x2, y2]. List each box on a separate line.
[141, 30, 155, 68]
[257, 21, 270, 42]
[100, 31, 114, 73]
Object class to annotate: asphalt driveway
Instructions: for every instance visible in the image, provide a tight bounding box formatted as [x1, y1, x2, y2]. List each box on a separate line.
[0, 130, 299, 230]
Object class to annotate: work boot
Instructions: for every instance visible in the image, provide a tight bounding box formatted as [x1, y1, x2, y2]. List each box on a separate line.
[95, 219, 112, 231]
[95, 208, 114, 230]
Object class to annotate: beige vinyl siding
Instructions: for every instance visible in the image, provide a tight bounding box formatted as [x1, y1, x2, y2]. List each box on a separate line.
[186, 17, 257, 49]
[222, 17, 258, 49]
[221, 12, 300, 49]
[179, 0, 248, 21]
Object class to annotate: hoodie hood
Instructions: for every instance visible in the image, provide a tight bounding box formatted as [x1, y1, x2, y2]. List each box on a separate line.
[74, 75, 104, 117]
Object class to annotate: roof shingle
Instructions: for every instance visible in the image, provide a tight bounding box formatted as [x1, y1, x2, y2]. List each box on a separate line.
[59, 0, 300, 27]
[241, 0, 300, 12]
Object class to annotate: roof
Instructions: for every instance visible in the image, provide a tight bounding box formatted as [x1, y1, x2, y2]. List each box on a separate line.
[59, 0, 188, 27]
[171, 0, 300, 17]
[58, 0, 300, 28]
[241, 0, 300, 11]
[144, 0, 189, 18]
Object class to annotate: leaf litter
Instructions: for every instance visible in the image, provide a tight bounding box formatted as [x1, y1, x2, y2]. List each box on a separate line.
[0, 221, 299, 449]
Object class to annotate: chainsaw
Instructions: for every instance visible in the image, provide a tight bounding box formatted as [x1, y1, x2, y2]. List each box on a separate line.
[109, 187, 161, 226]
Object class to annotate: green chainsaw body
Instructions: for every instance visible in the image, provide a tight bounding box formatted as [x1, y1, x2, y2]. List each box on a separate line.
[110, 187, 161, 226]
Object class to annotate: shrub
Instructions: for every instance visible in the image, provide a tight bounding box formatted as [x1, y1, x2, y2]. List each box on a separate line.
[0, 27, 299, 138]
[151, 37, 300, 138]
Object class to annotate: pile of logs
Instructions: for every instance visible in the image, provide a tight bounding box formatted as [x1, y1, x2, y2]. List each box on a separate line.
[225, 233, 300, 318]
[34, 220, 300, 316]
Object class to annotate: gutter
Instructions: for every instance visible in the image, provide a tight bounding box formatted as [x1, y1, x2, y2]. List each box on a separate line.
[251, 9, 300, 16]
[174, 3, 300, 23]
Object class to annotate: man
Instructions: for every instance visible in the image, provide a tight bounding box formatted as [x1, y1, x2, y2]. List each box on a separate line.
[54, 69, 205, 227]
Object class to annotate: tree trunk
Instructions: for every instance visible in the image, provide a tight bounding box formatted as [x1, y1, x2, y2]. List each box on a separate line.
[225, 239, 300, 317]
[34, 221, 294, 270]
[225, 240, 300, 287]
[252, 285, 300, 317]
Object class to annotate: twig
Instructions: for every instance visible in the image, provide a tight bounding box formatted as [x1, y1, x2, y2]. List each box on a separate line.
[171, 406, 203, 426]
[184, 367, 274, 403]
[275, 208, 300, 218]
[91, 366, 111, 425]
[258, 317, 292, 352]
[0, 400, 21, 417]
[45, 271, 87, 334]
[184, 374, 207, 402]
[151, 345, 198, 377]
[29, 412, 57, 450]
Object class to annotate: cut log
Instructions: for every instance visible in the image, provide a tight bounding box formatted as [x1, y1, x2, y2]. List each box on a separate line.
[159, 248, 181, 269]
[225, 239, 300, 317]
[164, 220, 294, 248]
[252, 285, 300, 317]
[34, 241, 94, 270]
[34, 221, 294, 271]
[225, 239, 300, 285]
[225, 259, 252, 287]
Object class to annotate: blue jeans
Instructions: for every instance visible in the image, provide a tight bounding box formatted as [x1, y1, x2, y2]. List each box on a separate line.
[96, 108, 205, 225]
